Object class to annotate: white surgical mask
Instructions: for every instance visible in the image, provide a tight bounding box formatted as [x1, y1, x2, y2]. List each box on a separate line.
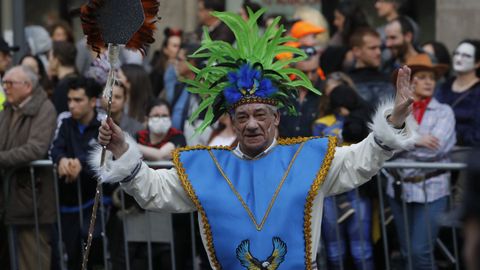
[148, 116, 171, 134]
[453, 43, 476, 73]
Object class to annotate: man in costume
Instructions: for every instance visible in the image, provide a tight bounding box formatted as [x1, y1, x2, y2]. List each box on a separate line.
[93, 9, 417, 270]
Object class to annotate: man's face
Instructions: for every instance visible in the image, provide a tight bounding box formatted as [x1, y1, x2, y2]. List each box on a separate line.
[68, 88, 96, 121]
[2, 68, 33, 106]
[353, 34, 382, 68]
[0, 51, 12, 75]
[176, 49, 193, 78]
[198, 1, 212, 26]
[375, 0, 397, 19]
[232, 103, 280, 157]
[385, 21, 409, 59]
[296, 54, 320, 82]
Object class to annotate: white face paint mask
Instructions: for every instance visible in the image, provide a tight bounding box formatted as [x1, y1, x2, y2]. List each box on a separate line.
[453, 43, 477, 73]
[148, 117, 171, 134]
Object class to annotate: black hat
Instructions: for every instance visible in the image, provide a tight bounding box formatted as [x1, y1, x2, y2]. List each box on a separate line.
[0, 37, 19, 54]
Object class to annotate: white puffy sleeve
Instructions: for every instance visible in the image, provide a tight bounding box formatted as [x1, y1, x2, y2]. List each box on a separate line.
[322, 100, 418, 196]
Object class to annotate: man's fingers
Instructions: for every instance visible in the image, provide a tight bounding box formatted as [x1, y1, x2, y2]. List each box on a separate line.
[107, 117, 122, 134]
[396, 68, 405, 91]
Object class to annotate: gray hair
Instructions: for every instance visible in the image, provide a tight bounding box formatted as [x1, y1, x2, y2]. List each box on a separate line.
[18, 65, 39, 89]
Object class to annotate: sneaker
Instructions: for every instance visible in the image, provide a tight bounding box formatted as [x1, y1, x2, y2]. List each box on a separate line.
[337, 201, 355, 223]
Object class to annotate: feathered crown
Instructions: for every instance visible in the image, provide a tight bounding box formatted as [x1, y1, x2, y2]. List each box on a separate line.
[184, 8, 321, 133]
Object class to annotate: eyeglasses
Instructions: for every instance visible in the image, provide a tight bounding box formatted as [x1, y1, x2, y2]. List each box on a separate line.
[1, 80, 28, 89]
[294, 46, 318, 59]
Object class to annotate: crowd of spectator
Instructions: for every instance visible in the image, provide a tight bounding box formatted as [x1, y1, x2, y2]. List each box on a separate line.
[1, 0, 480, 269]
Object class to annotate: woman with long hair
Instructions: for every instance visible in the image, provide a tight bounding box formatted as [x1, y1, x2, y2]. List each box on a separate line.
[150, 27, 183, 98]
[118, 64, 154, 124]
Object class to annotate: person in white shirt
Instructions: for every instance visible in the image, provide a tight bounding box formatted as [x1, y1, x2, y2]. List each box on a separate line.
[92, 9, 417, 270]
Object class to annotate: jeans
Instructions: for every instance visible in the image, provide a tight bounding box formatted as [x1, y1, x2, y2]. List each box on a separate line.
[388, 196, 448, 270]
[322, 190, 374, 270]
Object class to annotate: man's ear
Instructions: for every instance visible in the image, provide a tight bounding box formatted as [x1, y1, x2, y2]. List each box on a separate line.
[352, 46, 361, 59]
[274, 110, 281, 127]
[405, 32, 413, 44]
[90, 97, 97, 108]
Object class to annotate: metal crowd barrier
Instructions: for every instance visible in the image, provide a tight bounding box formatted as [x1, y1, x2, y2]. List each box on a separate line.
[0, 160, 467, 270]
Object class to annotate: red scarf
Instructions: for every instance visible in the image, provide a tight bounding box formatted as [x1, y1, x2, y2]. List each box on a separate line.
[412, 97, 431, 124]
[136, 127, 183, 148]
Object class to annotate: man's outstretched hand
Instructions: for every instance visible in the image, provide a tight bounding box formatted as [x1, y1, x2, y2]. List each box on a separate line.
[389, 66, 414, 128]
[98, 117, 128, 159]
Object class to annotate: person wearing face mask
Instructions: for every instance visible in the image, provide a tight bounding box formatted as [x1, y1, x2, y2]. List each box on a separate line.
[436, 39, 480, 147]
[136, 98, 186, 161]
[132, 98, 190, 269]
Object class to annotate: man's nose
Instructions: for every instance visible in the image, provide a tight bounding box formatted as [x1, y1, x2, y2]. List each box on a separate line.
[245, 117, 259, 130]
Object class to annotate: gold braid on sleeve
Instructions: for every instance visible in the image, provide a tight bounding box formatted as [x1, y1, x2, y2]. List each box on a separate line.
[303, 136, 337, 269]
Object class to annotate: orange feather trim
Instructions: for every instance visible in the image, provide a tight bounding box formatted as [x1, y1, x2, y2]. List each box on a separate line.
[125, 0, 160, 56]
[80, 0, 159, 56]
[80, 0, 106, 55]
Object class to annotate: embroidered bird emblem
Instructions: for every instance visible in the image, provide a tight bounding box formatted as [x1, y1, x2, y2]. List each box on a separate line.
[236, 237, 287, 270]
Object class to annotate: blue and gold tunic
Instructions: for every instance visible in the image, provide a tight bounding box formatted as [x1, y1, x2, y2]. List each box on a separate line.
[173, 136, 336, 269]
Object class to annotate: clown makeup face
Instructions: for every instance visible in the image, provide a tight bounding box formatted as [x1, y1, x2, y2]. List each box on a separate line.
[453, 43, 477, 73]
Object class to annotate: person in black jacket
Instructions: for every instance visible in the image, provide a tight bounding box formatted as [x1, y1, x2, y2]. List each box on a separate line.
[49, 77, 106, 269]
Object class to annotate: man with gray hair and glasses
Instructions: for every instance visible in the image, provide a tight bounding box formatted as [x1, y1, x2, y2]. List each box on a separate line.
[0, 65, 57, 270]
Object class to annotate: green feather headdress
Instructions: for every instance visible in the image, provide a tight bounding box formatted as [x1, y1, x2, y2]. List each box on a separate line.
[184, 8, 321, 133]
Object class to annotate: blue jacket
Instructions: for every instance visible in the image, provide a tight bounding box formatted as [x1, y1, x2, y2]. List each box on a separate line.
[50, 111, 104, 207]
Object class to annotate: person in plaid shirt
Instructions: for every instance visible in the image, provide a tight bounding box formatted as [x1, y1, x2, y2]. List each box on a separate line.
[385, 54, 456, 270]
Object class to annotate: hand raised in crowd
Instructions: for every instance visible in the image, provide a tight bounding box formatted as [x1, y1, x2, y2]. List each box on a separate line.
[416, 134, 440, 150]
[98, 117, 128, 159]
[389, 66, 415, 128]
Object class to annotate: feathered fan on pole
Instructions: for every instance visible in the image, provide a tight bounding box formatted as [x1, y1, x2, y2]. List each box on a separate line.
[79, 1, 159, 269]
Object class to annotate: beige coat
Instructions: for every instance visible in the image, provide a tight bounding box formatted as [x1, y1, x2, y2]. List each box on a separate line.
[0, 87, 57, 225]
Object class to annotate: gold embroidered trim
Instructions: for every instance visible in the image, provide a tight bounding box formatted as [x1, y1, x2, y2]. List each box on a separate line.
[277, 136, 322, 145]
[175, 144, 232, 152]
[303, 136, 337, 270]
[208, 142, 305, 231]
[172, 148, 223, 269]
[231, 97, 278, 110]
